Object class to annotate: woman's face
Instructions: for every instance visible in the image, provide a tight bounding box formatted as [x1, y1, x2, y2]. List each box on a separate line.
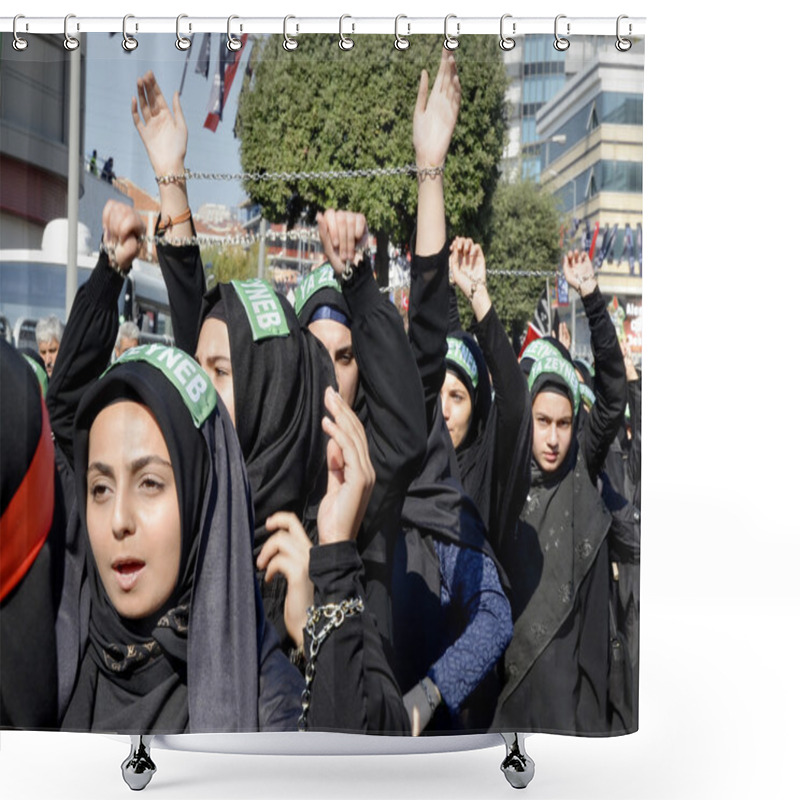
[531, 390, 573, 473]
[86, 401, 181, 620]
[440, 370, 473, 450]
[196, 317, 236, 427]
[307, 318, 359, 408]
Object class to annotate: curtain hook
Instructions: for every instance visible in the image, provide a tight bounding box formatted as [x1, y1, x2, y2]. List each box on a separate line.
[554, 14, 570, 51]
[283, 15, 298, 51]
[12, 14, 29, 51]
[616, 15, 632, 52]
[227, 15, 243, 52]
[122, 15, 139, 52]
[499, 14, 516, 51]
[176, 14, 191, 51]
[64, 13, 80, 51]
[394, 15, 410, 51]
[339, 15, 354, 51]
[444, 14, 459, 51]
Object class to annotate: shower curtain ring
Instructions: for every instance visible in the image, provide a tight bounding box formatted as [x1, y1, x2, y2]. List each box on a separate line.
[227, 16, 243, 52]
[444, 14, 460, 50]
[12, 15, 29, 51]
[122, 15, 139, 52]
[499, 14, 516, 51]
[554, 14, 570, 51]
[339, 15, 354, 50]
[616, 15, 632, 52]
[394, 15, 410, 51]
[283, 15, 299, 51]
[176, 14, 191, 51]
[64, 14, 80, 51]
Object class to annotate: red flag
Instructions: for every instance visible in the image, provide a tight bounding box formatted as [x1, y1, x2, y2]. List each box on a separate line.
[517, 321, 543, 359]
[588, 221, 600, 261]
[204, 34, 248, 133]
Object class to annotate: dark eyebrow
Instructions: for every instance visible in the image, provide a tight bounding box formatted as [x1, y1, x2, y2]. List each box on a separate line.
[130, 455, 173, 473]
[87, 461, 113, 477]
[335, 346, 354, 358]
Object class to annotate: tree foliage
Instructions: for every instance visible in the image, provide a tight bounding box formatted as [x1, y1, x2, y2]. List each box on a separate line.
[235, 35, 508, 256]
[479, 179, 563, 341]
[202, 244, 259, 289]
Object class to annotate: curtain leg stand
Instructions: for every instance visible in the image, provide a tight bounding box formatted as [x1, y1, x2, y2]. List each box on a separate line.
[121, 735, 157, 791]
[499, 732, 535, 789]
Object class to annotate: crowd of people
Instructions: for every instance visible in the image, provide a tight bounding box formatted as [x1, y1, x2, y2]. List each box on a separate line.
[0, 50, 641, 737]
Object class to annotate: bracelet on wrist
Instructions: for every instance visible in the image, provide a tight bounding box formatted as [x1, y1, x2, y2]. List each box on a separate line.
[102, 241, 132, 277]
[416, 164, 445, 181]
[469, 279, 486, 301]
[155, 170, 189, 186]
[156, 208, 192, 236]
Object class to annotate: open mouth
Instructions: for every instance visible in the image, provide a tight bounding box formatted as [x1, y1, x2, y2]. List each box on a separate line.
[112, 559, 145, 591]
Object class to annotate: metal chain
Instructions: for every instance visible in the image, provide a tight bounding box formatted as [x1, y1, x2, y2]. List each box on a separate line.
[298, 597, 365, 732]
[156, 164, 444, 185]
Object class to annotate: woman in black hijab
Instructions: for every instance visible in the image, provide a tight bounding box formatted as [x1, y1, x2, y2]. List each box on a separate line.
[58, 344, 408, 733]
[492, 249, 628, 735]
[1, 340, 64, 729]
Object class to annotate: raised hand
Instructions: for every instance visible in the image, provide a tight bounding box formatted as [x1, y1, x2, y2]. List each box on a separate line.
[557, 321, 572, 351]
[131, 70, 188, 177]
[413, 48, 461, 169]
[102, 200, 145, 274]
[561, 249, 597, 297]
[449, 236, 491, 321]
[256, 511, 313, 649]
[316, 209, 369, 275]
[317, 387, 375, 545]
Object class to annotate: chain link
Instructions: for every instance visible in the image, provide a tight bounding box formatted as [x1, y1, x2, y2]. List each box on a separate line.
[157, 164, 438, 186]
[298, 597, 365, 732]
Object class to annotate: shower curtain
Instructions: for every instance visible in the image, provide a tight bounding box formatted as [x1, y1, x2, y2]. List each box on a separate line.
[1, 22, 643, 740]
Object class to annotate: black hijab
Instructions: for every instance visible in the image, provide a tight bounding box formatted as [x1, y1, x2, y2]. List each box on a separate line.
[494, 353, 611, 727]
[59, 345, 272, 733]
[0, 340, 61, 729]
[201, 280, 334, 543]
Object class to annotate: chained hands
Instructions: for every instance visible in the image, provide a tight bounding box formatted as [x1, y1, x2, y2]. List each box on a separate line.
[102, 201, 144, 274]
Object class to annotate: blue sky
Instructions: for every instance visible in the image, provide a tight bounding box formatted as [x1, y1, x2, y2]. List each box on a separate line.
[85, 33, 252, 211]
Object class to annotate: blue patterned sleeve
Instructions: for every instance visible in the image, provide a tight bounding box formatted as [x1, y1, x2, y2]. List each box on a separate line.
[428, 539, 513, 715]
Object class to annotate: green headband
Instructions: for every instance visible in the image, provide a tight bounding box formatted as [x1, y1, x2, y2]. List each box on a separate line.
[446, 337, 479, 389]
[579, 381, 596, 410]
[294, 263, 341, 317]
[105, 344, 217, 428]
[231, 279, 290, 341]
[527, 355, 581, 418]
[521, 338, 561, 364]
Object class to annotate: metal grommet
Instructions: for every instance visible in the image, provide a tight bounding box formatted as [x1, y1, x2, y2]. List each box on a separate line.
[394, 15, 410, 51]
[444, 14, 459, 51]
[12, 15, 29, 51]
[176, 14, 191, 51]
[283, 15, 298, 51]
[227, 15, 243, 52]
[339, 15, 354, 51]
[499, 14, 516, 51]
[122, 15, 139, 52]
[616, 15, 632, 52]
[554, 14, 570, 51]
[64, 14, 80, 51]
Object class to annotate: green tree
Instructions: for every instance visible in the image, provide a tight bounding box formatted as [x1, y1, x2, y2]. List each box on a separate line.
[202, 244, 259, 288]
[479, 179, 563, 343]
[235, 34, 508, 285]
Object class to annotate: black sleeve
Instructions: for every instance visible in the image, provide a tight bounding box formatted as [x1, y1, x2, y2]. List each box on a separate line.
[46, 253, 123, 468]
[579, 287, 627, 482]
[407, 243, 450, 429]
[627, 375, 642, 491]
[305, 542, 410, 733]
[473, 306, 533, 551]
[155, 241, 206, 355]
[342, 260, 427, 532]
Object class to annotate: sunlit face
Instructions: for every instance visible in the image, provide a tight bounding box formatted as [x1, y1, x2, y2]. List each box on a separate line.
[38, 337, 59, 377]
[115, 338, 139, 359]
[86, 401, 181, 620]
[440, 370, 473, 450]
[196, 317, 235, 427]
[531, 391, 574, 473]
[307, 318, 359, 408]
